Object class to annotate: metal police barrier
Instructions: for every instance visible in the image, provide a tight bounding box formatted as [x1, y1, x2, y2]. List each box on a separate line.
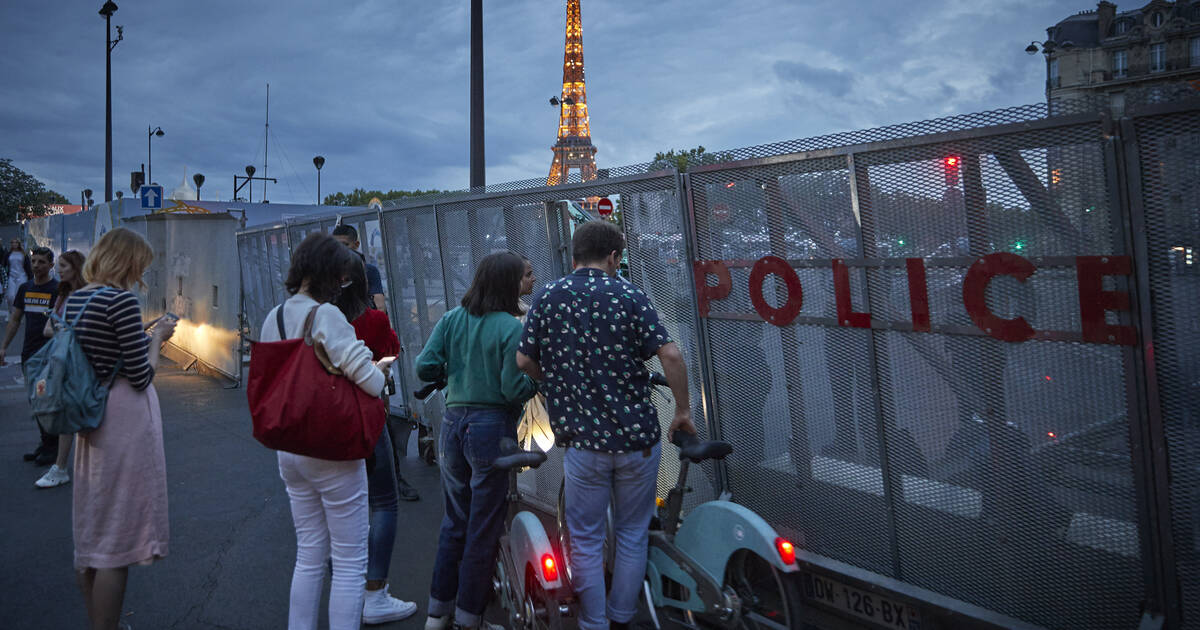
[234, 93, 1200, 629]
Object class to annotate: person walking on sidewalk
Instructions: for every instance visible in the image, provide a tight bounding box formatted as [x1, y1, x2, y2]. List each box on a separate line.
[333, 250, 419, 625]
[261, 232, 396, 630]
[34, 249, 87, 489]
[1, 246, 59, 465]
[517, 221, 696, 630]
[415, 251, 537, 630]
[4, 237, 31, 321]
[65, 228, 177, 630]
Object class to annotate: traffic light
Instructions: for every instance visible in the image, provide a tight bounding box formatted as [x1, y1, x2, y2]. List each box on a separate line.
[943, 156, 960, 187]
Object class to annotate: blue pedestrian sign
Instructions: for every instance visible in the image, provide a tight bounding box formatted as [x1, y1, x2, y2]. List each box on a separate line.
[140, 185, 164, 210]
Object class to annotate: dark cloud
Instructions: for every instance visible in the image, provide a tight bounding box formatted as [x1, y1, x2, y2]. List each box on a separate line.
[774, 61, 854, 97]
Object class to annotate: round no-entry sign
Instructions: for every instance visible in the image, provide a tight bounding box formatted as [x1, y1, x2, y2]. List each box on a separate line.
[597, 197, 614, 216]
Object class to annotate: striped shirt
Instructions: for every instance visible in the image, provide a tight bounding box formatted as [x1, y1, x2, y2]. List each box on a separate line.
[64, 288, 154, 390]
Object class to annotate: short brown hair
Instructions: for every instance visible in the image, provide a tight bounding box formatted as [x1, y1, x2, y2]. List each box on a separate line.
[572, 220, 625, 265]
[285, 232, 359, 304]
[83, 228, 154, 290]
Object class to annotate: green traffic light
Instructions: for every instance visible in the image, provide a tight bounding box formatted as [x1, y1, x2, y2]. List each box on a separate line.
[1013, 240, 1026, 251]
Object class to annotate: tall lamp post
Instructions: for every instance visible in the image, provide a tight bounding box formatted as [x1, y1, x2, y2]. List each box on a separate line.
[193, 173, 205, 200]
[313, 156, 325, 204]
[99, 1, 122, 202]
[147, 126, 164, 184]
[469, 0, 484, 189]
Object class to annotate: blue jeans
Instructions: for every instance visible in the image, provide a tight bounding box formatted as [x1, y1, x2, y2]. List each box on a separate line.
[564, 443, 662, 630]
[428, 406, 516, 627]
[367, 425, 398, 582]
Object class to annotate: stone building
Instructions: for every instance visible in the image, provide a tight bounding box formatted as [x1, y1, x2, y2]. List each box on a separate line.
[1042, 0, 1200, 113]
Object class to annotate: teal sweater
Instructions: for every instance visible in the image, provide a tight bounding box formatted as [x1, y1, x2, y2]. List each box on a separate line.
[414, 307, 536, 409]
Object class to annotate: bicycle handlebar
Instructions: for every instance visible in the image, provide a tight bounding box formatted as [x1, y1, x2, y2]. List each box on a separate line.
[414, 380, 445, 400]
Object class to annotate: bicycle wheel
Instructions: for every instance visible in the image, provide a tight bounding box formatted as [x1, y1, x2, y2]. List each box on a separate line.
[723, 550, 803, 630]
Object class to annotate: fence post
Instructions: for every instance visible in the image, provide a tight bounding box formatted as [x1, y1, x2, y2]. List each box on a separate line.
[1114, 116, 1179, 628]
[677, 171, 727, 494]
[847, 152, 904, 579]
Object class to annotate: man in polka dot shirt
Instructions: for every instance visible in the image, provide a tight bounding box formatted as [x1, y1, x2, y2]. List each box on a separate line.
[517, 220, 694, 630]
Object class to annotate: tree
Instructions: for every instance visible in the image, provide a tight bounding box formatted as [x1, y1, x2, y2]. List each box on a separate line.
[323, 187, 445, 207]
[649, 146, 733, 172]
[0, 159, 68, 223]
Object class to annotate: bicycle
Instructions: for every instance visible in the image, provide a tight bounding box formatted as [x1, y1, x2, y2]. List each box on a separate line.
[497, 375, 804, 630]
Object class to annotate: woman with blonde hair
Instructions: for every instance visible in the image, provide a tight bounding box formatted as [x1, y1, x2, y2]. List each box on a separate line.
[34, 249, 87, 489]
[64, 228, 176, 630]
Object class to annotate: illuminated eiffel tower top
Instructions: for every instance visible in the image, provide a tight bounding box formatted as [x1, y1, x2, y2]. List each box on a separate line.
[547, 0, 597, 186]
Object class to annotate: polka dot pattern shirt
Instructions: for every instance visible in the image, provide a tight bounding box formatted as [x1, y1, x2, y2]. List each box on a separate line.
[519, 267, 671, 453]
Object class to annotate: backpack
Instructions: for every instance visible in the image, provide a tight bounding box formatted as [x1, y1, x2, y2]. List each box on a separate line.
[25, 288, 123, 435]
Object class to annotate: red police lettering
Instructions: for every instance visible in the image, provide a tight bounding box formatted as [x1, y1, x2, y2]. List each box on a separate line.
[693, 260, 732, 317]
[962, 252, 1036, 342]
[749, 256, 803, 326]
[906, 258, 931, 332]
[1075, 255, 1136, 346]
[831, 259, 870, 328]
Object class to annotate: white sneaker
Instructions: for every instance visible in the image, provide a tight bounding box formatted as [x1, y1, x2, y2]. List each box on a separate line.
[362, 585, 418, 625]
[35, 464, 70, 489]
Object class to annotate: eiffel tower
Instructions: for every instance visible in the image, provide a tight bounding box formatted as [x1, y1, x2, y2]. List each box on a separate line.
[547, 0, 597, 186]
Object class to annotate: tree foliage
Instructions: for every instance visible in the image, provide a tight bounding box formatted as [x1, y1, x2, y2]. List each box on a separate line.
[0, 159, 68, 223]
[649, 146, 733, 172]
[323, 188, 445, 207]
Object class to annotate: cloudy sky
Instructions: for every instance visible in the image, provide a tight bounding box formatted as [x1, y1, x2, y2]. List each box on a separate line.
[1, 0, 1086, 205]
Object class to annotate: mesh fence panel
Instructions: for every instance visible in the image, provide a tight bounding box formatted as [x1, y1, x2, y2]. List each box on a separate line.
[381, 208, 448, 426]
[376, 172, 714, 512]
[689, 112, 1146, 627]
[1131, 109, 1200, 629]
[237, 226, 291, 340]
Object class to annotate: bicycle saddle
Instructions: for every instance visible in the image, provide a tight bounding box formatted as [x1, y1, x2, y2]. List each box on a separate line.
[494, 437, 548, 470]
[671, 431, 733, 463]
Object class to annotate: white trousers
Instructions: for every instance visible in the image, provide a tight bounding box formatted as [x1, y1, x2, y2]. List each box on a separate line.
[278, 452, 369, 630]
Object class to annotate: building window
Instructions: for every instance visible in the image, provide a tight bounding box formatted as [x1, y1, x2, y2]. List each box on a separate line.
[1049, 58, 1059, 86]
[1115, 19, 1128, 34]
[1192, 38, 1200, 67]
[1152, 12, 1164, 27]
[1113, 49, 1128, 77]
[1150, 42, 1166, 72]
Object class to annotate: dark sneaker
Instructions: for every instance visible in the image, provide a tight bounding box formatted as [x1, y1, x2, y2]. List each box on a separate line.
[34, 450, 57, 466]
[397, 474, 420, 502]
[23, 445, 46, 462]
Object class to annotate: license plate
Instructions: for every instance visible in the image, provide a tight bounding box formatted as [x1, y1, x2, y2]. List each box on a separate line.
[801, 573, 922, 630]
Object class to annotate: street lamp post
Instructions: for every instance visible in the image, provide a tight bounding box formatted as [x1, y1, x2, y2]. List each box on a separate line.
[147, 126, 164, 185]
[99, 1, 122, 202]
[313, 156, 325, 204]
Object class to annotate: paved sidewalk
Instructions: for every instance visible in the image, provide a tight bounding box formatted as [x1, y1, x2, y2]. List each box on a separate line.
[0, 357, 445, 629]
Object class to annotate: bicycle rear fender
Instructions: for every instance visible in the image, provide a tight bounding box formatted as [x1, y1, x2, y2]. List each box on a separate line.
[508, 511, 564, 593]
[672, 500, 799, 582]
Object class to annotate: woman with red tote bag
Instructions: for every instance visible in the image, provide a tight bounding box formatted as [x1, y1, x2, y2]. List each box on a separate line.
[255, 233, 395, 630]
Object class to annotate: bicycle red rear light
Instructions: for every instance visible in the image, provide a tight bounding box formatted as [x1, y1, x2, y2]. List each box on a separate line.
[541, 554, 558, 581]
[775, 537, 796, 565]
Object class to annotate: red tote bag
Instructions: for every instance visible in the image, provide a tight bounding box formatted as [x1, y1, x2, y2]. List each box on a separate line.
[247, 304, 385, 460]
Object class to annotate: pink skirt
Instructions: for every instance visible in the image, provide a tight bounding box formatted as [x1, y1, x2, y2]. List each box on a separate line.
[73, 378, 170, 569]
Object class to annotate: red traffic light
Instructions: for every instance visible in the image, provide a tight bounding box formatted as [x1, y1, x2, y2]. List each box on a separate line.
[943, 156, 961, 187]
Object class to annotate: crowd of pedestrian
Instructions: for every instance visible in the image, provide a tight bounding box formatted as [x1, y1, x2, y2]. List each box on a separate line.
[6, 219, 690, 630]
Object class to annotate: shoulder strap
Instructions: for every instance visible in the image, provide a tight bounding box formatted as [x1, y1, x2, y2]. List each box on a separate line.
[302, 305, 320, 346]
[275, 304, 287, 339]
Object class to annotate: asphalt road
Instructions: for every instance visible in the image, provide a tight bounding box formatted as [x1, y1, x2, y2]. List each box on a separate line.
[0, 330, 447, 630]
